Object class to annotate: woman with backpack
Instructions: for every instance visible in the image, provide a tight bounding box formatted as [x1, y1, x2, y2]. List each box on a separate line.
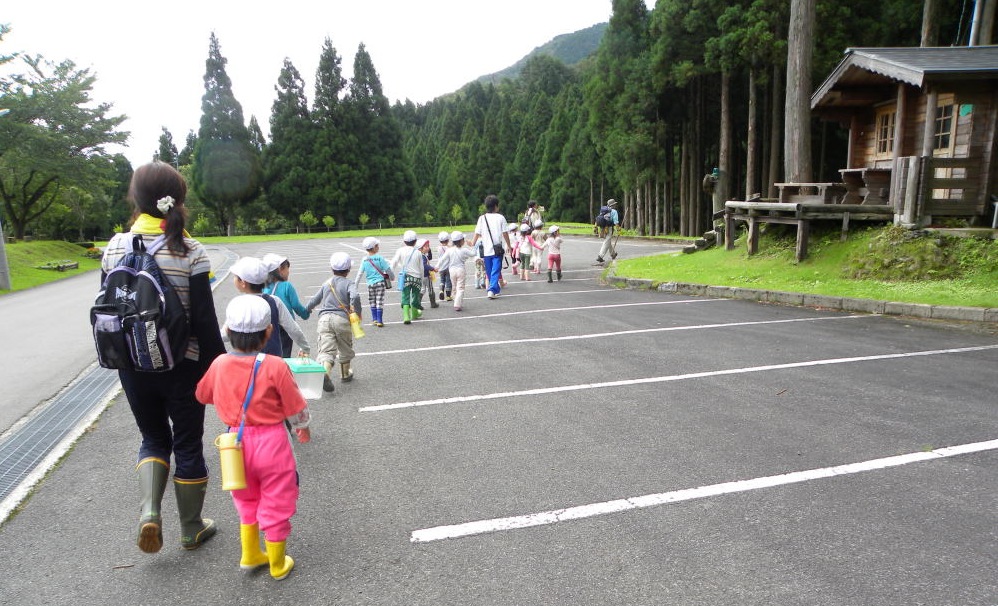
[99, 161, 226, 554]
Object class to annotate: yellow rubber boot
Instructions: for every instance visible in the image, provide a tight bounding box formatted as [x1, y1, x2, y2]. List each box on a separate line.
[239, 523, 268, 571]
[266, 540, 295, 580]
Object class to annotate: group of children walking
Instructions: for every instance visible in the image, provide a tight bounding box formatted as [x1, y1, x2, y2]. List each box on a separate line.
[194, 224, 566, 581]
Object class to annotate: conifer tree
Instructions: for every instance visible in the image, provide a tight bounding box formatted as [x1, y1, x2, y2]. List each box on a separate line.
[155, 127, 179, 167]
[344, 43, 413, 225]
[190, 33, 260, 236]
[262, 58, 314, 221]
[312, 37, 353, 226]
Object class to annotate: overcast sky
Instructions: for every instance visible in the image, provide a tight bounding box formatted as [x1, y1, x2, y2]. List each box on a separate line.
[3, 1, 651, 167]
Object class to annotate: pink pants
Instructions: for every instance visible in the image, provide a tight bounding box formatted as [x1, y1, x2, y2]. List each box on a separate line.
[229, 423, 299, 542]
[547, 254, 562, 271]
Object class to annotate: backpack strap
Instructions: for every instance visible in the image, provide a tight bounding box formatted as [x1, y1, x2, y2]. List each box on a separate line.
[127, 233, 168, 255]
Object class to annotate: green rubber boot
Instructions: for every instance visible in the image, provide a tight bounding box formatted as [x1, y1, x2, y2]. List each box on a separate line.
[402, 305, 412, 324]
[136, 457, 169, 553]
[174, 477, 216, 550]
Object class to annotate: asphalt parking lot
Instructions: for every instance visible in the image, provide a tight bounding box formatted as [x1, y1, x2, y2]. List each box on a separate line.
[1, 233, 996, 605]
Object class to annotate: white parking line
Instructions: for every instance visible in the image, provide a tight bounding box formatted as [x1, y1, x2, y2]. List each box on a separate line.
[410, 438, 998, 543]
[372, 295, 722, 321]
[360, 344, 998, 412]
[358, 314, 871, 357]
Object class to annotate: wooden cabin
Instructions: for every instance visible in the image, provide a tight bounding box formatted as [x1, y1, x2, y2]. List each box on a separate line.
[811, 46, 998, 227]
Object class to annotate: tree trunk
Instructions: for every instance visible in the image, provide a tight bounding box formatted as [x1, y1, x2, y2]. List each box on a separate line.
[745, 67, 758, 199]
[921, 0, 939, 46]
[784, 0, 815, 183]
[769, 64, 784, 197]
[718, 70, 732, 211]
[680, 123, 690, 236]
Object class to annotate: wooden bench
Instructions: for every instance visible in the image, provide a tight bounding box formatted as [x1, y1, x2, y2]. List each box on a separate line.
[839, 168, 892, 205]
[775, 182, 848, 205]
[724, 201, 894, 262]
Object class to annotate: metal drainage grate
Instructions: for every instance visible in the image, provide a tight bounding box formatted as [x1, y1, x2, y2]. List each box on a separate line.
[0, 367, 120, 506]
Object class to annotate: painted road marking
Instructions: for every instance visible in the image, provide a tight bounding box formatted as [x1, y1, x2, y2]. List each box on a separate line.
[358, 314, 870, 357]
[410, 438, 998, 543]
[375, 296, 723, 322]
[360, 344, 998, 412]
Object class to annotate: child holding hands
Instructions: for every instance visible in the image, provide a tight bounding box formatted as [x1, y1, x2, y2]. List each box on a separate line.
[196, 294, 310, 581]
[355, 237, 393, 327]
[306, 252, 362, 388]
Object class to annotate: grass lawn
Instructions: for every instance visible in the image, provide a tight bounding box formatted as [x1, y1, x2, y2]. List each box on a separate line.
[616, 225, 998, 308]
[2, 224, 995, 309]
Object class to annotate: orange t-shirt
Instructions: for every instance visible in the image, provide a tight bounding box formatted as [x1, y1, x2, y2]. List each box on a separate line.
[196, 353, 307, 427]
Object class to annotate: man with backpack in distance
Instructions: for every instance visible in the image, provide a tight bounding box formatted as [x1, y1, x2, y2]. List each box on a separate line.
[594, 199, 620, 265]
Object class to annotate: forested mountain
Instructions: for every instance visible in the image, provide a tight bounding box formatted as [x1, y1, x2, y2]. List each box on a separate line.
[477, 23, 608, 88]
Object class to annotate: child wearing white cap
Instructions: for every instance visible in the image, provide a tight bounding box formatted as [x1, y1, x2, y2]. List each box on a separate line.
[305, 252, 362, 386]
[417, 239, 439, 309]
[354, 237, 393, 327]
[436, 231, 452, 301]
[544, 225, 564, 282]
[196, 294, 310, 581]
[230, 257, 311, 359]
[262, 253, 310, 357]
[434, 231, 478, 311]
[389, 230, 424, 324]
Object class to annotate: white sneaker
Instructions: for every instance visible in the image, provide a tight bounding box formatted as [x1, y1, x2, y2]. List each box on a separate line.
[487, 291, 497, 299]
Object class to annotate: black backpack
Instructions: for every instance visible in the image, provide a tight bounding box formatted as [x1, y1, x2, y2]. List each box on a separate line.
[91, 234, 190, 372]
[595, 206, 613, 228]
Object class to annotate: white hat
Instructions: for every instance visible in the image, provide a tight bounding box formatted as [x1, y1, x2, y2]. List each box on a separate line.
[519, 223, 531, 233]
[230, 256, 269, 285]
[548, 225, 560, 234]
[450, 230, 464, 242]
[225, 294, 271, 334]
[416, 238, 429, 249]
[402, 229, 417, 243]
[362, 236, 380, 250]
[533, 219, 544, 228]
[507, 224, 518, 232]
[438, 231, 450, 242]
[261, 253, 287, 272]
[330, 251, 352, 271]
[607, 198, 617, 207]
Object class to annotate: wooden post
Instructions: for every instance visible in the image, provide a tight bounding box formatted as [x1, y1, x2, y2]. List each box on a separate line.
[724, 209, 736, 250]
[840, 211, 851, 241]
[795, 218, 810, 262]
[747, 217, 759, 255]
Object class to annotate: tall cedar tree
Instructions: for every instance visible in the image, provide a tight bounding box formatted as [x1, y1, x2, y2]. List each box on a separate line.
[155, 127, 178, 166]
[344, 44, 413, 226]
[191, 33, 261, 236]
[262, 59, 314, 221]
[311, 37, 354, 226]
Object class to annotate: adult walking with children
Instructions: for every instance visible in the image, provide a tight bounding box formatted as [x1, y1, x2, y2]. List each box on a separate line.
[594, 198, 620, 265]
[471, 194, 512, 299]
[99, 161, 226, 554]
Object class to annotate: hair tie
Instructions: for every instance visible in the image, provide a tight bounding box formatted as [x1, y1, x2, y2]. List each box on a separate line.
[156, 196, 175, 214]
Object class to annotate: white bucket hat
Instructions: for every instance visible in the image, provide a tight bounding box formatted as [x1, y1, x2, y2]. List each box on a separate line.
[230, 256, 269, 285]
[225, 294, 271, 333]
[330, 251, 352, 271]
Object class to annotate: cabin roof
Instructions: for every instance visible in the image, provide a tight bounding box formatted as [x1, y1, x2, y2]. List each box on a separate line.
[812, 46, 998, 110]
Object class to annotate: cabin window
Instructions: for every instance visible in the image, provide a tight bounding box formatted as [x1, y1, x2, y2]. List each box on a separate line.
[874, 107, 896, 158]
[933, 104, 955, 152]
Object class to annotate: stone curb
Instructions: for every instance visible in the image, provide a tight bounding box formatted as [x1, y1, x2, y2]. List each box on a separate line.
[602, 273, 998, 326]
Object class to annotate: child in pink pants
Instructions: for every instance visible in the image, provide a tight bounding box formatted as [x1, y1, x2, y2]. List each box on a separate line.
[197, 295, 311, 581]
